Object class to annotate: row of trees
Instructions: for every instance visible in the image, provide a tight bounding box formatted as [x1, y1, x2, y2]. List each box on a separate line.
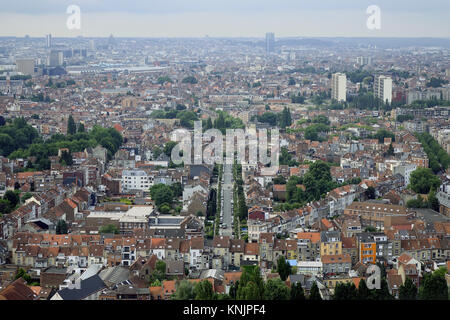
[333, 267, 448, 300]
[172, 265, 312, 301]
[233, 163, 248, 223]
[417, 132, 450, 174]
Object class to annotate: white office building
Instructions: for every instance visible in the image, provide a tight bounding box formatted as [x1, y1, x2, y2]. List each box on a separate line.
[331, 73, 347, 102]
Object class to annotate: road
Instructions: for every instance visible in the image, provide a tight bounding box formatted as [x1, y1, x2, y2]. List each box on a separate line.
[220, 163, 233, 237]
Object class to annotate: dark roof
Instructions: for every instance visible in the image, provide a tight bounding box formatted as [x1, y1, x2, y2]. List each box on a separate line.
[57, 275, 107, 300]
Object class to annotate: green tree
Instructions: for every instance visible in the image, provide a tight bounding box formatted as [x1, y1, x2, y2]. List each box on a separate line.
[365, 186, 376, 200]
[418, 268, 448, 300]
[278, 107, 292, 129]
[59, 150, 73, 166]
[237, 266, 264, 300]
[194, 280, 216, 300]
[172, 280, 195, 300]
[370, 278, 393, 300]
[150, 183, 174, 207]
[67, 115, 76, 135]
[77, 123, 85, 133]
[56, 219, 68, 234]
[409, 167, 441, 194]
[99, 224, 119, 234]
[428, 190, 440, 211]
[276, 256, 292, 281]
[15, 268, 32, 284]
[333, 282, 358, 300]
[399, 277, 417, 300]
[290, 282, 305, 300]
[309, 282, 322, 300]
[4, 190, 20, 210]
[264, 278, 290, 300]
[171, 182, 183, 198]
[357, 279, 371, 300]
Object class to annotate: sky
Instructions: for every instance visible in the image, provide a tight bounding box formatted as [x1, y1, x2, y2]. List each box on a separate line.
[0, 0, 449, 38]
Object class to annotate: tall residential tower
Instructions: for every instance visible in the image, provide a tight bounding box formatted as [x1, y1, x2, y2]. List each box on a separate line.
[331, 72, 347, 102]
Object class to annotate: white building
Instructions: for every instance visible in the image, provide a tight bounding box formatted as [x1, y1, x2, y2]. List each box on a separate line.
[393, 163, 417, 187]
[374, 75, 393, 104]
[331, 73, 347, 102]
[121, 170, 151, 192]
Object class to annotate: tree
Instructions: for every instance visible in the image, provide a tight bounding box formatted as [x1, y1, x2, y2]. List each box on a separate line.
[370, 129, 395, 143]
[171, 182, 183, 198]
[418, 268, 448, 300]
[194, 280, 216, 300]
[276, 256, 291, 281]
[237, 266, 264, 300]
[264, 278, 290, 300]
[172, 280, 195, 300]
[309, 282, 322, 300]
[0, 116, 6, 126]
[399, 277, 417, 300]
[78, 123, 85, 133]
[365, 186, 376, 200]
[4, 190, 20, 209]
[182, 76, 198, 84]
[409, 168, 441, 194]
[59, 150, 73, 166]
[21, 192, 32, 203]
[150, 184, 174, 207]
[257, 112, 278, 126]
[67, 115, 76, 135]
[163, 141, 178, 157]
[99, 224, 119, 234]
[333, 282, 358, 300]
[278, 107, 292, 129]
[153, 260, 166, 281]
[15, 268, 32, 284]
[370, 278, 393, 300]
[290, 282, 305, 300]
[386, 143, 394, 156]
[428, 190, 440, 212]
[56, 219, 68, 234]
[273, 175, 286, 185]
[357, 279, 371, 300]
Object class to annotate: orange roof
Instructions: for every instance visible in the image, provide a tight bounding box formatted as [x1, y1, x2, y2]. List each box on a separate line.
[65, 198, 78, 209]
[321, 254, 351, 264]
[297, 232, 320, 243]
[321, 218, 333, 229]
[162, 280, 176, 295]
[113, 123, 124, 132]
[273, 184, 286, 192]
[290, 167, 300, 176]
[224, 272, 242, 285]
[352, 277, 363, 289]
[245, 243, 259, 255]
[30, 286, 41, 295]
[149, 286, 163, 298]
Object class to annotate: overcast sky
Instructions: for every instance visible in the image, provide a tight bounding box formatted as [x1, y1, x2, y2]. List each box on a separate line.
[0, 0, 449, 38]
